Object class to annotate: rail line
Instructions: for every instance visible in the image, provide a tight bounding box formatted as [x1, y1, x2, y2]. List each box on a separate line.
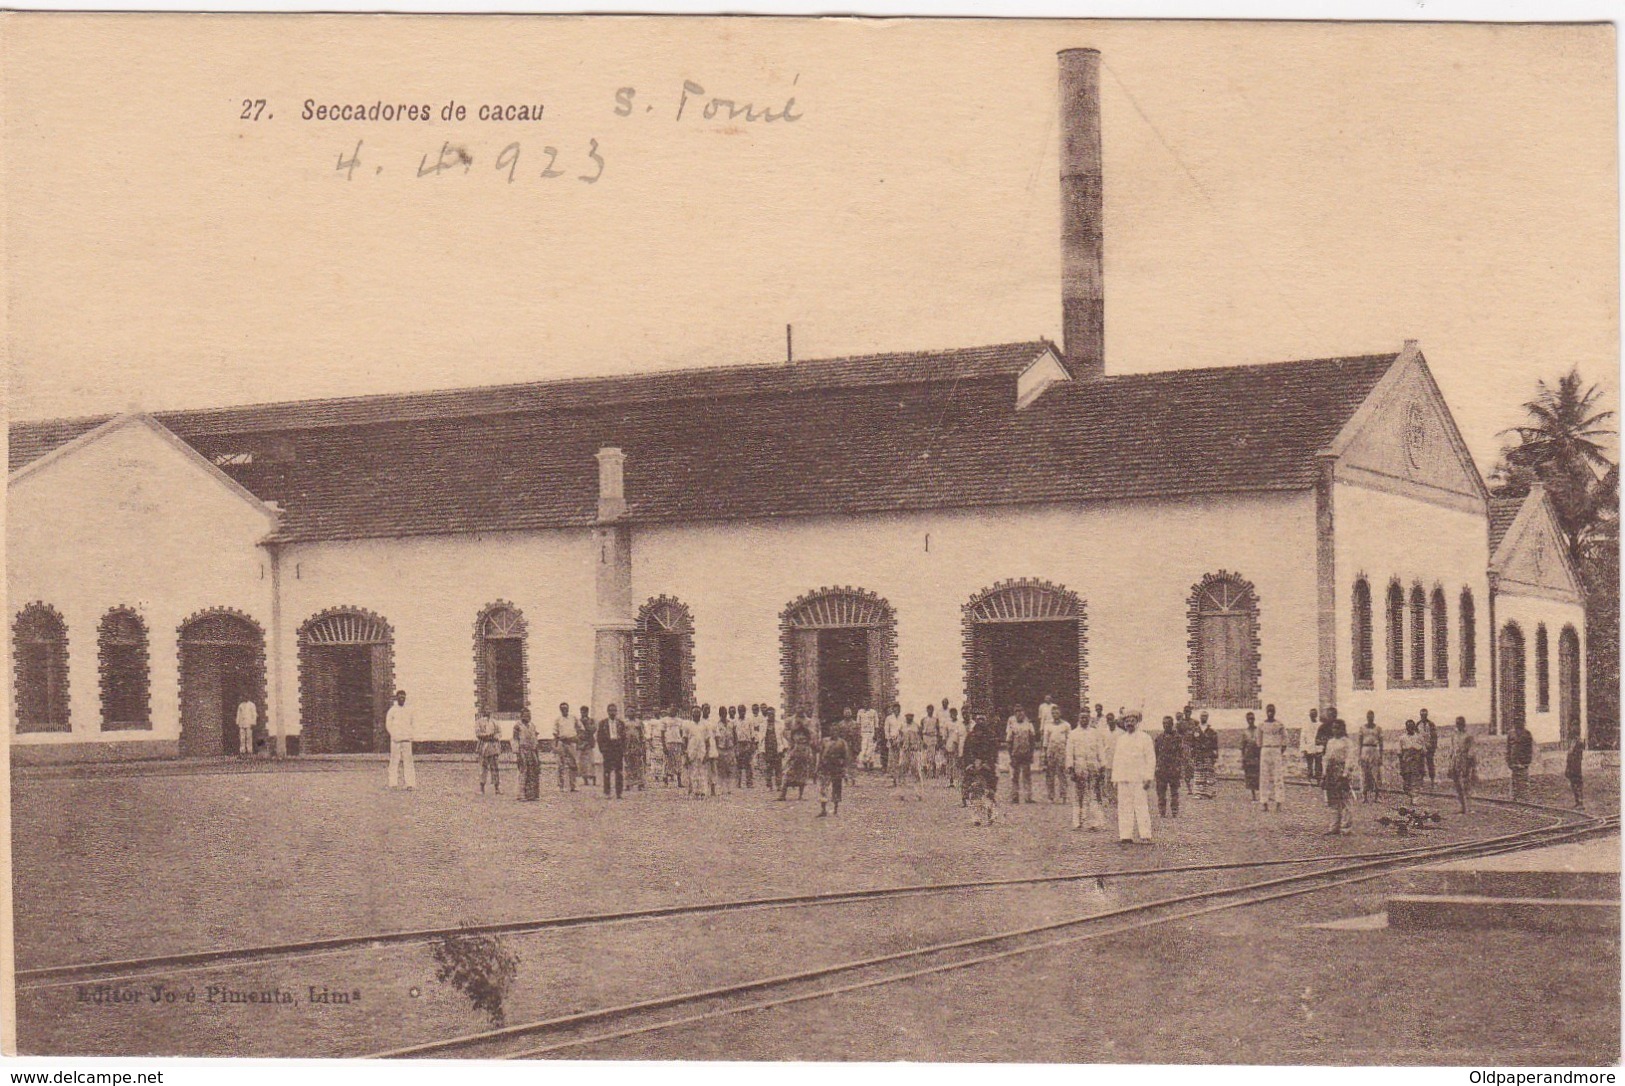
[370, 812, 1616, 1059]
[16, 785, 1593, 991]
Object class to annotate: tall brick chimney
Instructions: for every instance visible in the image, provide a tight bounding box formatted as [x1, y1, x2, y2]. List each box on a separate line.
[1059, 47, 1104, 379]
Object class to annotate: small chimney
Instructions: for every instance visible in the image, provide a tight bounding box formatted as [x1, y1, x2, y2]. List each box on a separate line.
[1059, 47, 1104, 379]
[596, 447, 627, 521]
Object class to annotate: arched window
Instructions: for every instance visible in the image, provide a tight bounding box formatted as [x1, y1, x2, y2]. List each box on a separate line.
[1188, 573, 1260, 710]
[1386, 581, 1406, 683]
[1459, 589, 1477, 687]
[1559, 625, 1582, 742]
[1351, 578, 1374, 688]
[474, 603, 528, 717]
[98, 608, 151, 730]
[1499, 622, 1526, 734]
[13, 604, 69, 733]
[1431, 587, 1449, 685]
[1535, 623, 1550, 713]
[1409, 585, 1427, 683]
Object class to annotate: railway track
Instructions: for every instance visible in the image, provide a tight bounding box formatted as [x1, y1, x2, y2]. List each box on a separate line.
[370, 810, 1616, 1059]
[16, 784, 1594, 993]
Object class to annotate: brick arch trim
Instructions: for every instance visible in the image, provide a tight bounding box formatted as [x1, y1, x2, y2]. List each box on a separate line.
[13, 601, 70, 733]
[97, 606, 152, 731]
[961, 578, 1089, 720]
[779, 586, 898, 719]
[297, 605, 396, 754]
[472, 600, 530, 718]
[634, 595, 696, 715]
[177, 607, 269, 735]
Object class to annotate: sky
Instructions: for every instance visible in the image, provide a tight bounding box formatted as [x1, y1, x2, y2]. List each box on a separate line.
[4, 17, 1618, 470]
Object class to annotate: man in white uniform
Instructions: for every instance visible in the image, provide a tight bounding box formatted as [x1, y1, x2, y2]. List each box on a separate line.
[884, 703, 904, 786]
[235, 697, 257, 757]
[385, 689, 416, 790]
[1067, 711, 1106, 830]
[552, 701, 578, 791]
[1258, 703, 1288, 812]
[1112, 712, 1156, 843]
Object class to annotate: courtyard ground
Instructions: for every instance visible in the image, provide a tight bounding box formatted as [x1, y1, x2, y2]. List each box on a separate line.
[9, 758, 1618, 1061]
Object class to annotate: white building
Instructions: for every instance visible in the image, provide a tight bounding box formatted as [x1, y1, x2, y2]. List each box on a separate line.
[6, 49, 1586, 763]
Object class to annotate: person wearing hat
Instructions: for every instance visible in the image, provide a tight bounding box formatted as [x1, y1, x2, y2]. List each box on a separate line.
[1112, 712, 1156, 844]
[385, 689, 416, 790]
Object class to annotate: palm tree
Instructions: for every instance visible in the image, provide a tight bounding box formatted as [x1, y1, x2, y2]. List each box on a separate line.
[1494, 369, 1617, 566]
[1502, 369, 1617, 472]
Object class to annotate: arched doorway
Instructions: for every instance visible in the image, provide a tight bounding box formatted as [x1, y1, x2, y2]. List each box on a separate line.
[178, 610, 267, 757]
[964, 580, 1087, 724]
[635, 596, 695, 714]
[1559, 625, 1582, 743]
[1498, 622, 1526, 734]
[298, 608, 394, 753]
[780, 588, 897, 725]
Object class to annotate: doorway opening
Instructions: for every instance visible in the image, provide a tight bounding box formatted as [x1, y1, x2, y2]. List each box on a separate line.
[178, 611, 266, 757]
[816, 626, 873, 723]
[965, 580, 1086, 724]
[781, 588, 896, 727]
[298, 609, 394, 753]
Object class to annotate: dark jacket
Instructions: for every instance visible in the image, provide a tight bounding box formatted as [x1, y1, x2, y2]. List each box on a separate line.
[1195, 727, 1219, 762]
[1154, 730, 1184, 780]
[1566, 744, 1585, 781]
[1506, 727, 1534, 769]
[596, 717, 626, 759]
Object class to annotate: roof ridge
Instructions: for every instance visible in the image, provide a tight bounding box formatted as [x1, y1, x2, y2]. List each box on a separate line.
[6, 340, 1051, 432]
[1090, 351, 1401, 384]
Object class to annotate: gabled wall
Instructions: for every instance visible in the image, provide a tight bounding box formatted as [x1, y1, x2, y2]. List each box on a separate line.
[7, 419, 277, 754]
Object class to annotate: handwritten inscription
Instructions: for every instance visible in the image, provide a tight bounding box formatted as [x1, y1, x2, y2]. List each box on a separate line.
[613, 78, 802, 123]
[333, 138, 606, 183]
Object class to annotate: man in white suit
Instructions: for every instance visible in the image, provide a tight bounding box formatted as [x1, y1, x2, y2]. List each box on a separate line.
[1111, 712, 1156, 844]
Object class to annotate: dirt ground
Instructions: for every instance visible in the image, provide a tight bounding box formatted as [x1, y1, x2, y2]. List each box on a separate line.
[10, 759, 1618, 1061]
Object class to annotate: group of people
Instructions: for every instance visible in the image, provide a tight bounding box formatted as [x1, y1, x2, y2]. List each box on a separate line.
[374, 685, 1583, 831]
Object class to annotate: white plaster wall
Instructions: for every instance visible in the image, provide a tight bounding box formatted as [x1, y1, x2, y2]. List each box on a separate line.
[1492, 592, 1587, 746]
[632, 493, 1320, 731]
[1332, 480, 1492, 728]
[275, 529, 597, 742]
[7, 423, 276, 745]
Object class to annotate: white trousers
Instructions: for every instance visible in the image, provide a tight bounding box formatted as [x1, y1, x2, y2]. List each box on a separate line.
[389, 739, 417, 788]
[1074, 772, 1104, 829]
[1117, 780, 1153, 840]
[1259, 748, 1285, 806]
[239, 723, 254, 755]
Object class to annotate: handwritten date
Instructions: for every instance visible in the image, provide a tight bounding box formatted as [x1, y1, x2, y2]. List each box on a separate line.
[333, 139, 605, 184]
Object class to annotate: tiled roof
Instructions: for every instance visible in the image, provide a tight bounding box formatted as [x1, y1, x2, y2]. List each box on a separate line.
[1488, 495, 1526, 555]
[9, 343, 1400, 544]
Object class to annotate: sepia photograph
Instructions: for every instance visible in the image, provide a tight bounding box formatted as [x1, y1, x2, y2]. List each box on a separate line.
[2, 12, 1620, 1067]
